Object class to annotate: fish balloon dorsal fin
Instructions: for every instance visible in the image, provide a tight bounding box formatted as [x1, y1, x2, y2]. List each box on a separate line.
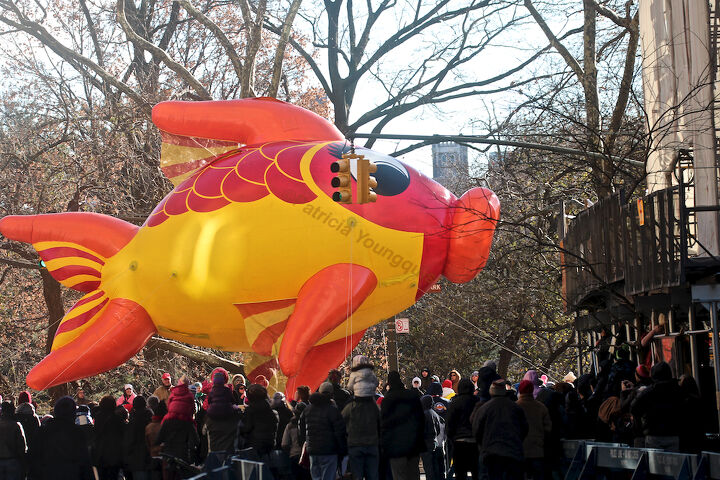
[152, 98, 344, 186]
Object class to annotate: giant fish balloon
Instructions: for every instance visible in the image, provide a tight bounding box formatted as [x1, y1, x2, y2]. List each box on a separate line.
[0, 98, 499, 395]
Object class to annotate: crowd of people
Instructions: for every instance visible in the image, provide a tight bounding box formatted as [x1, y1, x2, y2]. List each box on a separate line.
[0, 348, 707, 480]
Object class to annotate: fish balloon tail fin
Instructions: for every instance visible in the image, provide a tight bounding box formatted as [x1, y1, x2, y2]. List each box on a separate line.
[0, 213, 156, 390]
[442, 187, 500, 284]
[0, 212, 138, 292]
[26, 295, 156, 390]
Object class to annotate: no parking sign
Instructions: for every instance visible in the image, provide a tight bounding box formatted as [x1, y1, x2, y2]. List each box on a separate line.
[395, 318, 410, 333]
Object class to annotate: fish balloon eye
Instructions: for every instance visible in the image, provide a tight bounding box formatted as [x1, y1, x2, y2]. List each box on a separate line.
[361, 150, 410, 196]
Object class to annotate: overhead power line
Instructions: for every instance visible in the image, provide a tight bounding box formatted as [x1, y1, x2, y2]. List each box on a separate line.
[351, 133, 645, 168]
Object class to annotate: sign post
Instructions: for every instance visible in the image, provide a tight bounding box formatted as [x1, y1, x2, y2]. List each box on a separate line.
[386, 317, 399, 372]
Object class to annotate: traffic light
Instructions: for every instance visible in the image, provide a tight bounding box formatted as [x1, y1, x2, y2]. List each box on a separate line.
[357, 157, 377, 204]
[330, 157, 352, 203]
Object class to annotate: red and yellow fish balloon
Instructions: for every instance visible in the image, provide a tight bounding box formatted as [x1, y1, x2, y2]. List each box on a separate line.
[0, 98, 499, 395]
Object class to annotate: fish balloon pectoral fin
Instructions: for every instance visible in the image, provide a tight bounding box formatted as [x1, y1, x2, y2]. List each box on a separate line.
[26, 298, 157, 390]
[278, 264, 377, 377]
[284, 330, 365, 397]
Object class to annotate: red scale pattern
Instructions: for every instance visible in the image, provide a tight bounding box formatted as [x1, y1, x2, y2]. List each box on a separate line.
[146, 142, 318, 227]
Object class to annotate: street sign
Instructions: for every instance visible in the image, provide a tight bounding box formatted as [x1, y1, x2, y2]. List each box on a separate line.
[428, 283, 442, 293]
[395, 318, 410, 333]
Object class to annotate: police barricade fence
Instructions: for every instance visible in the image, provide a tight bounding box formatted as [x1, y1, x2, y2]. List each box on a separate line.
[561, 440, 720, 480]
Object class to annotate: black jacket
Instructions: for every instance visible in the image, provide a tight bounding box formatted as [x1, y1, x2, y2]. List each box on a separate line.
[332, 384, 352, 411]
[631, 380, 684, 436]
[381, 386, 425, 458]
[205, 413, 240, 453]
[300, 393, 347, 455]
[0, 416, 26, 459]
[91, 408, 125, 468]
[238, 401, 278, 455]
[156, 418, 200, 463]
[274, 403, 293, 449]
[472, 395, 528, 462]
[123, 408, 152, 471]
[446, 380, 479, 442]
[36, 418, 94, 480]
[475, 367, 501, 403]
[342, 397, 380, 447]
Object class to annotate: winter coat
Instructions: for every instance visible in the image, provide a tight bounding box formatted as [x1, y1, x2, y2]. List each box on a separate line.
[535, 386, 567, 458]
[516, 393, 552, 459]
[448, 370, 461, 392]
[207, 383, 236, 419]
[331, 383, 352, 411]
[91, 408, 125, 468]
[14, 403, 39, 457]
[166, 383, 196, 423]
[564, 389, 596, 440]
[446, 379, 479, 442]
[0, 415, 26, 459]
[421, 396, 443, 452]
[36, 417, 94, 480]
[631, 380, 684, 437]
[679, 392, 705, 453]
[607, 360, 635, 396]
[274, 403, 293, 449]
[204, 414, 239, 452]
[281, 422, 303, 458]
[381, 386, 426, 458]
[342, 396, 381, 447]
[145, 418, 163, 457]
[152, 385, 171, 404]
[237, 401, 278, 455]
[156, 418, 200, 463]
[117, 393, 136, 411]
[472, 395, 528, 462]
[476, 367, 501, 403]
[348, 366, 379, 398]
[300, 392, 347, 456]
[420, 371, 432, 392]
[123, 407, 152, 471]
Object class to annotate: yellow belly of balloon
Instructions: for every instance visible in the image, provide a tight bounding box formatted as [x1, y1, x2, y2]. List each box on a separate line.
[101, 195, 423, 351]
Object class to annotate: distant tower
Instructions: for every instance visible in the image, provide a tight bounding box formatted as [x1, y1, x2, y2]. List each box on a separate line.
[432, 142, 469, 193]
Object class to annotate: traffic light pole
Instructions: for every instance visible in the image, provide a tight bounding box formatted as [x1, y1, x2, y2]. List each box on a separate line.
[386, 317, 399, 373]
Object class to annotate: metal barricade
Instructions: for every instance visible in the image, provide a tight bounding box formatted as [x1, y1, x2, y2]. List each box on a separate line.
[562, 440, 700, 480]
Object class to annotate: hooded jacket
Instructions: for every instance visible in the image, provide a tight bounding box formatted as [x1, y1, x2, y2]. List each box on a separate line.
[157, 384, 200, 462]
[522, 370, 542, 399]
[448, 370, 461, 392]
[476, 366, 501, 403]
[300, 392, 347, 455]
[446, 379, 479, 442]
[348, 359, 380, 398]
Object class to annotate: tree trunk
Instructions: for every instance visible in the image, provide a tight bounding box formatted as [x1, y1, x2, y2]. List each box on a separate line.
[40, 269, 69, 400]
[145, 337, 244, 374]
[497, 329, 521, 378]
